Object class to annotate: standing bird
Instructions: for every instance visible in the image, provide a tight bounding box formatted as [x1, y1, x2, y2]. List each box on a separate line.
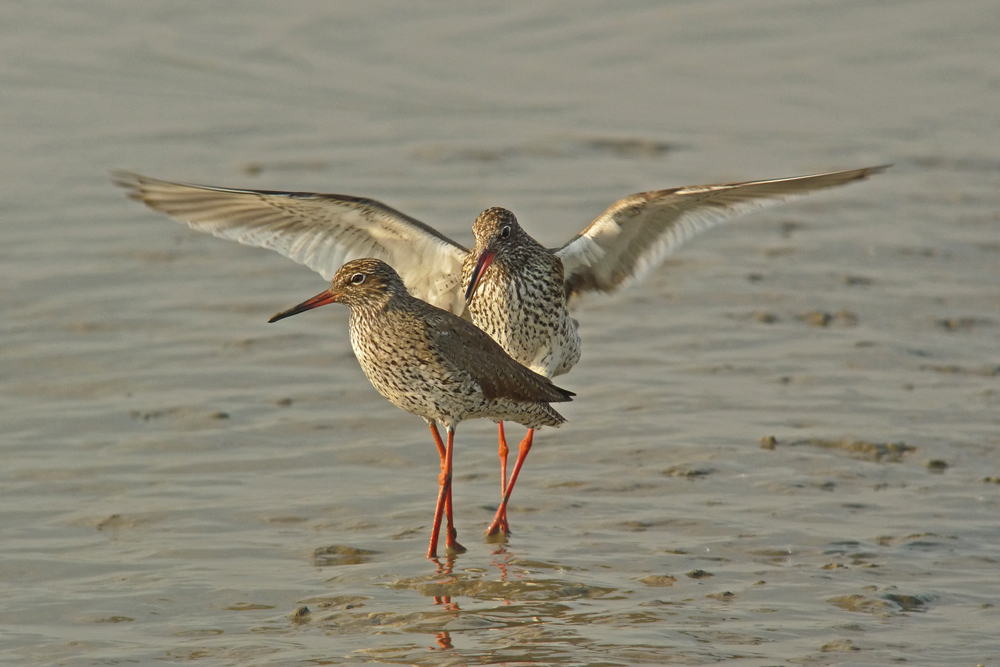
[460, 207, 581, 535]
[115, 165, 888, 534]
[267, 258, 573, 559]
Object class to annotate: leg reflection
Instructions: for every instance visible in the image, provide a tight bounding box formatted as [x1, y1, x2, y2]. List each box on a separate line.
[490, 544, 519, 606]
[430, 554, 460, 609]
[428, 555, 459, 650]
[431, 630, 453, 650]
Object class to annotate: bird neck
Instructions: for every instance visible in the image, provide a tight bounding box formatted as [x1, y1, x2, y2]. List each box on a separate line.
[349, 288, 412, 320]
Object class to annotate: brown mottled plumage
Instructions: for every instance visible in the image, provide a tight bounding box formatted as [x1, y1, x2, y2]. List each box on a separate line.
[267, 258, 573, 558]
[462, 208, 581, 378]
[115, 165, 888, 538]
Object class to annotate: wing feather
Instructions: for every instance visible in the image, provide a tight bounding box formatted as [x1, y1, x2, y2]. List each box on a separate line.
[113, 172, 471, 314]
[556, 165, 889, 300]
[425, 311, 574, 404]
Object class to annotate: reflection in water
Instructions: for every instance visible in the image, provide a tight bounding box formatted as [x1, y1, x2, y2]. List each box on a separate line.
[302, 529, 970, 665]
[367, 545, 623, 663]
[425, 548, 512, 650]
[431, 630, 454, 651]
[429, 554, 460, 651]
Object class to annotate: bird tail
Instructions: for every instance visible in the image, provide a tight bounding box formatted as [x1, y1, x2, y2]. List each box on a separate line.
[540, 404, 568, 428]
[552, 384, 575, 402]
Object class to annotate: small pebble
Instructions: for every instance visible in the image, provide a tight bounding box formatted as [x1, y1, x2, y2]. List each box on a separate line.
[926, 459, 948, 473]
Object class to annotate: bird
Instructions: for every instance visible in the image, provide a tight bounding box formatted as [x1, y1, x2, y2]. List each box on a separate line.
[114, 164, 888, 535]
[266, 258, 574, 559]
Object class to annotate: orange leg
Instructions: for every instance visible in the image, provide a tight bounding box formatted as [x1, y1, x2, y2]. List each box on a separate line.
[427, 466, 449, 559]
[497, 422, 511, 535]
[427, 423, 448, 558]
[428, 422, 453, 554]
[428, 421, 447, 460]
[429, 422, 448, 512]
[486, 428, 533, 537]
[428, 424, 465, 559]
[442, 426, 466, 554]
[429, 422, 463, 551]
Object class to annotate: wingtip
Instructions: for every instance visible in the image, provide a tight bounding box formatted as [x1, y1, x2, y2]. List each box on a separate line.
[864, 164, 893, 176]
[109, 169, 144, 197]
[840, 164, 891, 187]
[110, 168, 138, 181]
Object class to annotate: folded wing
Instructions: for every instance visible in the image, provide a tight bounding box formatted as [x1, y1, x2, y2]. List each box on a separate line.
[425, 310, 575, 404]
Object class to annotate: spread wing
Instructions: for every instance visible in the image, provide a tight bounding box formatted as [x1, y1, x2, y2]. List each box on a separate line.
[556, 165, 889, 301]
[113, 172, 471, 315]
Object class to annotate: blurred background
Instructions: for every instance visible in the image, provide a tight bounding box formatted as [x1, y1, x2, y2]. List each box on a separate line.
[3, 1, 999, 664]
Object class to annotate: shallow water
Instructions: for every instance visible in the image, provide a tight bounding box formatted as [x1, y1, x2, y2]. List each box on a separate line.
[3, 1, 1000, 664]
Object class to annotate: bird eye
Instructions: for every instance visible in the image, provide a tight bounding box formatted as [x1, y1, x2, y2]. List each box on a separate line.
[500, 226, 511, 239]
[350, 273, 366, 285]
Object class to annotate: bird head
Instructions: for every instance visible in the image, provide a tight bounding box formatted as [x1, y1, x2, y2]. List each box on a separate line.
[269, 258, 405, 322]
[465, 207, 522, 303]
